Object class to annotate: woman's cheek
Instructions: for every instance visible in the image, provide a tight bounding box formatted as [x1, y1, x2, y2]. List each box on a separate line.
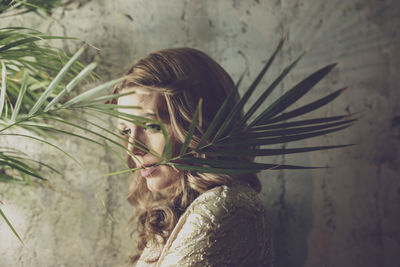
[145, 177, 171, 192]
[148, 133, 167, 155]
[145, 166, 181, 192]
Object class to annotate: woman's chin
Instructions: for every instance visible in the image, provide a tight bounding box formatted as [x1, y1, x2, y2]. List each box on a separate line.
[145, 177, 174, 193]
[143, 165, 181, 193]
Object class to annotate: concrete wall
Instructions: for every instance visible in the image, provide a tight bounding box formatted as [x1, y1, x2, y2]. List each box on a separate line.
[1, 0, 399, 266]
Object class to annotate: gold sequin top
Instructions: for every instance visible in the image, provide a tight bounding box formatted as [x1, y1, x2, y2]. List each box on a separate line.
[136, 181, 272, 267]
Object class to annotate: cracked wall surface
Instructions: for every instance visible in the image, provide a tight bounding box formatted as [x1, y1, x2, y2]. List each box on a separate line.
[0, 0, 399, 267]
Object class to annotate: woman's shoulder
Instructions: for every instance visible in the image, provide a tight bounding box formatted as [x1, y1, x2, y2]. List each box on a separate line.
[158, 180, 272, 266]
[188, 180, 266, 221]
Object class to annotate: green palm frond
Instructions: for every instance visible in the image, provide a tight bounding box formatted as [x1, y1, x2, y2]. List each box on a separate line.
[0, 153, 47, 181]
[195, 71, 244, 149]
[235, 51, 305, 131]
[0, 38, 355, 242]
[28, 46, 87, 116]
[107, 38, 355, 175]
[0, 61, 6, 117]
[0, 46, 103, 181]
[0, 0, 94, 243]
[0, 207, 24, 244]
[247, 63, 337, 128]
[0, 26, 95, 123]
[179, 98, 202, 157]
[0, 0, 63, 16]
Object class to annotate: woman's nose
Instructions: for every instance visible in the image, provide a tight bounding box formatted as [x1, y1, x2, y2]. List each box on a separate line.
[127, 127, 147, 156]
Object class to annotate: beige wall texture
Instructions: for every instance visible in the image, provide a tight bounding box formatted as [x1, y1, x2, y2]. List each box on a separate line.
[1, 0, 399, 266]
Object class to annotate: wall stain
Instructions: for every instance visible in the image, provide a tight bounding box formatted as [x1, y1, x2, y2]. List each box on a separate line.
[124, 14, 134, 21]
[322, 177, 336, 231]
[391, 115, 400, 140]
[181, 0, 188, 21]
[237, 50, 249, 72]
[373, 165, 384, 266]
[273, 144, 290, 267]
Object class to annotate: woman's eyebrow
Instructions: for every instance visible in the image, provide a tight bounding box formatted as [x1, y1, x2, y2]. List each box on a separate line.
[146, 111, 170, 121]
[118, 121, 127, 128]
[142, 112, 156, 118]
[118, 113, 156, 125]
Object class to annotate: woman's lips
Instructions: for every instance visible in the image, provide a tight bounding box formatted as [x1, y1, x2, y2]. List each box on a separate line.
[140, 166, 157, 177]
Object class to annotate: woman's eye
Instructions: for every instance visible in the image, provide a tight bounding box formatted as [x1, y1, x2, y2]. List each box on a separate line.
[145, 124, 161, 132]
[120, 128, 131, 136]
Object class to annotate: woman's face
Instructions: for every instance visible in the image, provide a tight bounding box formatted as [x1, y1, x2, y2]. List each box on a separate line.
[117, 87, 182, 192]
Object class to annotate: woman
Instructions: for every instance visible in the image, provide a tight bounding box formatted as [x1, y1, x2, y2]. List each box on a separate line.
[113, 48, 272, 266]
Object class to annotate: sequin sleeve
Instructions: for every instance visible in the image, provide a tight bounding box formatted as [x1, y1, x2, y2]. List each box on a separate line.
[156, 182, 272, 267]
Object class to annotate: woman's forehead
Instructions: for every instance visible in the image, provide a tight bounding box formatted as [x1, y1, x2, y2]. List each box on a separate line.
[117, 87, 168, 120]
[118, 88, 156, 106]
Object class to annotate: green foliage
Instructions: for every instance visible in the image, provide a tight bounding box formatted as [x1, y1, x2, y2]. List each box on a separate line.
[0, 27, 91, 120]
[0, 206, 24, 244]
[108, 39, 355, 175]
[0, 0, 93, 244]
[0, 12, 355, 243]
[0, 0, 63, 16]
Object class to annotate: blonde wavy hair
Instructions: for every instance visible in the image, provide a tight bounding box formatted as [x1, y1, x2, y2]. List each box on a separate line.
[112, 48, 261, 263]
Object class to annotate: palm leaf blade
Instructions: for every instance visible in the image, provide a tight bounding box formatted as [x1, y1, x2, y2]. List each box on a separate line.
[104, 166, 141, 177]
[266, 87, 347, 124]
[195, 73, 243, 149]
[252, 114, 354, 131]
[232, 119, 356, 138]
[29, 46, 86, 116]
[8, 155, 61, 175]
[84, 106, 150, 123]
[217, 123, 353, 147]
[176, 157, 320, 170]
[180, 98, 202, 157]
[236, 53, 305, 131]
[61, 77, 125, 108]
[0, 159, 46, 180]
[28, 117, 131, 157]
[161, 122, 172, 160]
[11, 70, 28, 121]
[12, 124, 126, 164]
[0, 207, 24, 245]
[249, 63, 337, 127]
[213, 38, 285, 140]
[0, 61, 6, 118]
[0, 173, 26, 184]
[200, 144, 353, 157]
[45, 62, 97, 111]
[72, 90, 135, 106]
[173, 162, 319, 175]
[1, 133, 79, 165]
[0, 35, 75, 52]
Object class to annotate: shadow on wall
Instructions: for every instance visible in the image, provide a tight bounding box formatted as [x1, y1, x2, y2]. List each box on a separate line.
[260, 165, 313, 267]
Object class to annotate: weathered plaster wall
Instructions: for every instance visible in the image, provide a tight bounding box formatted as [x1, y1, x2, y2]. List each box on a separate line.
[1, 0, 399, 266]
